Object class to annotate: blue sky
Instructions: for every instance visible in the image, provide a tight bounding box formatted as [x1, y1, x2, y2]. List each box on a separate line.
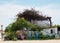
[0, 0, 60, 6]
[0, 0, 60, 30]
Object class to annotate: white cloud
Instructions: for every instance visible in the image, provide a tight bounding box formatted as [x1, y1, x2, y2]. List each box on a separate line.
[40, 4, 60, 25]
[0, 4, 60, 30]
[0, 4, 31, 30]
[35, 4, 60, 25]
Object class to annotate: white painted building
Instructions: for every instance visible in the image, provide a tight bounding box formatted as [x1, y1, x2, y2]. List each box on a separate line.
[41, 28, 57, 36]
[36, 20, 50, 27]
[31, 19, 51, 28]
[41, 27, 60, 38]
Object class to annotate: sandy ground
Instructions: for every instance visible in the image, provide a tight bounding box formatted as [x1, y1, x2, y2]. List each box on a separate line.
[0, 40, 60, 43]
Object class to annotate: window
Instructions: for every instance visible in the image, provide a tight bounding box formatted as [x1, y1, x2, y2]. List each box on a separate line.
[51, 29, 53, 34]
[58, 27, 60, 31]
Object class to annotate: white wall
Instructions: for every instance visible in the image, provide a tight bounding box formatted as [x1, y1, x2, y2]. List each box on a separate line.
[41, 28, 57, 36]
[36, 20, 50, 27]
[0, 33, 1, 40]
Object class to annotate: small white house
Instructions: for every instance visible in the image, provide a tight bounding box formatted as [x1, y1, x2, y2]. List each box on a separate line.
[41, 27, 60, 38]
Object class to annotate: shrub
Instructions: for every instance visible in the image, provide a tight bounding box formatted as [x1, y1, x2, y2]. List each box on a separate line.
[4, 31, 18, 40]
[39, 32, 55, 40]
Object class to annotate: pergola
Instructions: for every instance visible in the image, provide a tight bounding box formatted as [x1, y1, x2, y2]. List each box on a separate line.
[17, 9, 52, 27]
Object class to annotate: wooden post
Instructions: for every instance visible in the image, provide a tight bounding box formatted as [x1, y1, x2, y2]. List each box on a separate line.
[49, 17, 52, 27]
[50, 18, 52, 27]
[47, 17, 52, 27]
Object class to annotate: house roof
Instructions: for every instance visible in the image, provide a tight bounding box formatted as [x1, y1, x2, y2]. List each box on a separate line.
[0, 30, 3, 33]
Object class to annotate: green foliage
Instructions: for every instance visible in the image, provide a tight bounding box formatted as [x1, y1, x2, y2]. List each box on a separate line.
[52, 24, 60, 28]
[39, 32, 55, 40]
[5, 18, 44, 40]
[4, 31, 18, 40]
[5, 17, 43, 32]
[31, 25, 42, 31]
[26, 32, 55, 40]
[5, 24, 12, 32]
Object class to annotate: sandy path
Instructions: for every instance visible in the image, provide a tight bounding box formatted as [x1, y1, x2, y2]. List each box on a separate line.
[0, 40, 60, 43]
